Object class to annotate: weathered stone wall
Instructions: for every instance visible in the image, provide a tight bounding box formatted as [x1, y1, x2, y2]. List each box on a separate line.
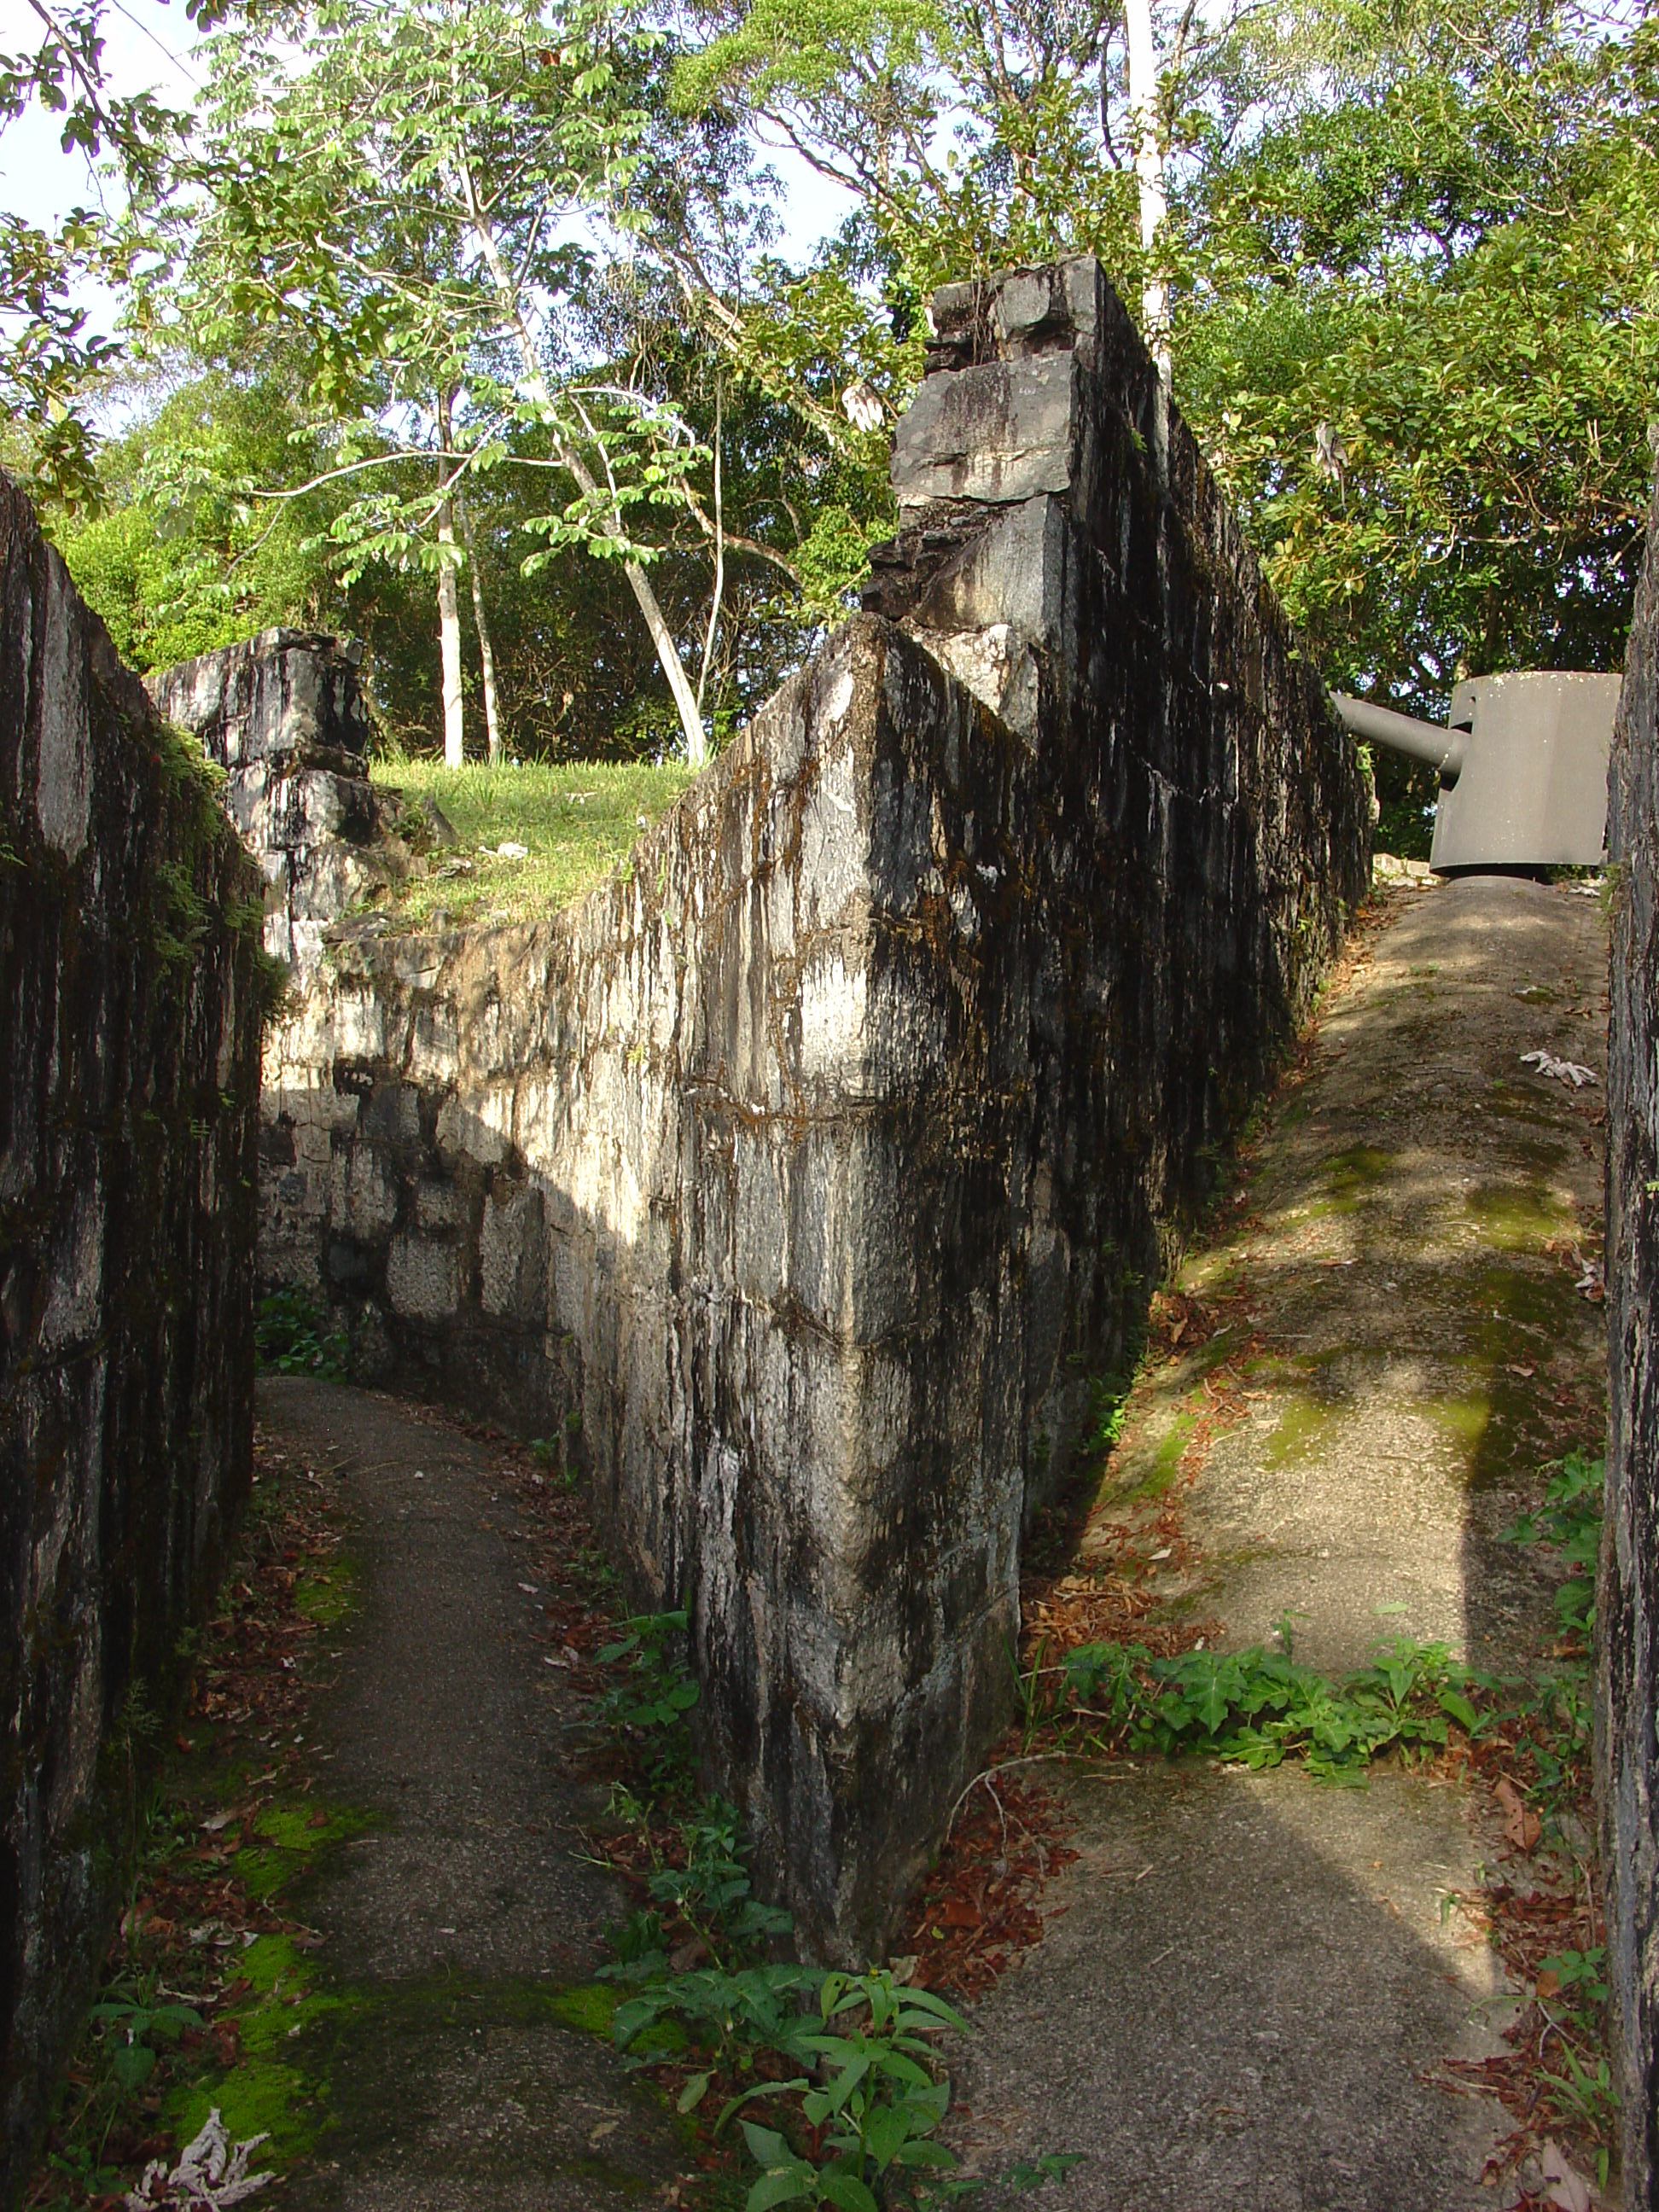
[147, 630, 423, 975]
[0, 478, 265, 2197]
[1602, 463, 1659, 2209]
[241, 259, 1367, 1958]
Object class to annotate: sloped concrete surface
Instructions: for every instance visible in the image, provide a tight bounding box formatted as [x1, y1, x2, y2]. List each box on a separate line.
[955, 877, 1609, 2209]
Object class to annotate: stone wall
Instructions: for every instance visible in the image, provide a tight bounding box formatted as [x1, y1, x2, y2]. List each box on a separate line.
[1602, 463, 1659, 2209]
[0, 478, 265, 2197]
[148, 630, 424, 975]
[240, 259, 1368, 1958]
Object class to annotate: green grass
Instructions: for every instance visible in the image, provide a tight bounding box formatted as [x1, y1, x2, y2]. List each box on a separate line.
[370, 756, 696, 930]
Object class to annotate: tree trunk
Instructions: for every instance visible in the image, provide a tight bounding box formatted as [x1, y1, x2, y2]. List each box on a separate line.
[1124, 0, 1171, 385]
[457, 494, 504, 764]
[458, 176, 708, 768]
[434, 391, 466, 768]
[436, 508, 465, 768]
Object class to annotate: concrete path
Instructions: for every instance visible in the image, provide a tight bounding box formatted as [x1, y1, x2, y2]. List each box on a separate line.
[956, 877, 1609, 2210]
[255, 1377, 680, 2211]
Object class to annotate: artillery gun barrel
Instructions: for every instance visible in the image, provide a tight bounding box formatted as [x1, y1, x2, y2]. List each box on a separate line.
[1332, 694, 1466, 781]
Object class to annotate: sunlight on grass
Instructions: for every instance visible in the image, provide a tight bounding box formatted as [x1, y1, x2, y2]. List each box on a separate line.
[370, 756, 696, 929]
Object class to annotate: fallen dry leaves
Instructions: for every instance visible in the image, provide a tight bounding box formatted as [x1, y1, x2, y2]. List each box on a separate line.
[899, 1776, 1079, 2004]
[24, 1426, 349, 2211]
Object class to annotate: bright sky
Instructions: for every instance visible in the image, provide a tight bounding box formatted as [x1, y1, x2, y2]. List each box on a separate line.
[0, 0, 856, 369]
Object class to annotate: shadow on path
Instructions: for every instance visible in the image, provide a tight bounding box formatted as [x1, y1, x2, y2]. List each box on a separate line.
[256, 1376, 680, 2212]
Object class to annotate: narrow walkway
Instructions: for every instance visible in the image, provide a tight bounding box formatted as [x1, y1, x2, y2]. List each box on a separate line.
[957, 877, 1609, 2210]
[256, 1378, 678, 2211]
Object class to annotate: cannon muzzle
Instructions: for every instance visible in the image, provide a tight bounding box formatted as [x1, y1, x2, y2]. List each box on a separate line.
[1333, 695, 1467, 780]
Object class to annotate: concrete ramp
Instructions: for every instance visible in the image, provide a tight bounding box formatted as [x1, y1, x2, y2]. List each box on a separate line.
[956, 875, 1608, 2209]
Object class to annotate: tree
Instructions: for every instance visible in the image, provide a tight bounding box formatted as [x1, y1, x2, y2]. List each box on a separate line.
[40, 369, 350, 667]
[137, 0, 760, 767]
[0, 0, 214, 505]
[1179, 0, 1659, 710]
[679, 0, 1656, 836]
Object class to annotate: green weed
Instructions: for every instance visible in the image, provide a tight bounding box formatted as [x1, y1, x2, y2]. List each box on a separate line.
[86, 1996, 202, 2097]
[1505, 1449, 1603, 1641]
[589, 1615, 1086, 2209]
[254, 1289, 350, 1382]
[596, 1611, 702, 1791]
[1051, 1634, 1481, 1780]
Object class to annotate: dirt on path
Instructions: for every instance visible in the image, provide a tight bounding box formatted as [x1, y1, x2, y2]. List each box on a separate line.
[253, 1377, 682, 2212]
[954, 876, 1610, 2212]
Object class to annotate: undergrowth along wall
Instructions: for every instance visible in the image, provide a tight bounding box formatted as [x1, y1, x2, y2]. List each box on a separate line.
[230, 258, 1369, 1960]
[0, 474, 265, 2203]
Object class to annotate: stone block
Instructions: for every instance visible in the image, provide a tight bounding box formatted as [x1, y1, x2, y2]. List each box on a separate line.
[892, 356, 1078, 509]
[386, 1233, 461, 1321]
[480, 1185, 547, 1321]
[416, 1179, 462, 1231]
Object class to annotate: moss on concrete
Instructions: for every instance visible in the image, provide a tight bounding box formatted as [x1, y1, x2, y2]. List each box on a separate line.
[233, 1801, 375, 1901]
[1264, 1395, 1342, 1470]
[1318, 1146, 1394, 1213]
[294, 1556, 358, 1628]
[1465, 1183, 1568, 1249]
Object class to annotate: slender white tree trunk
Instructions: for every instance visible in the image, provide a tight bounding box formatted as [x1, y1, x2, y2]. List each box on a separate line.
[1125, 0, 1171, 385]
[696, 377, 725, 719]
[458, 494, 504, 763]
[436, 507, 465, 768]
[434, 392, 466, 768]
[459, 178, 708, 769]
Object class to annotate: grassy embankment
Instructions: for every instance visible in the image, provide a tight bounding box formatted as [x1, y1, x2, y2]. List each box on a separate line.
[370, 756, 696, 929]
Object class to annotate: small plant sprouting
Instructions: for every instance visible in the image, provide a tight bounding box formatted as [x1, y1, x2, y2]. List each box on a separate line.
[254, 1289, 350, 1382]
[596, 1611, 701, 1790]
[1505, 1449, 1603, 1642]
[87, 1995, 203, 2095]
[589, 1615, 1085, 2209]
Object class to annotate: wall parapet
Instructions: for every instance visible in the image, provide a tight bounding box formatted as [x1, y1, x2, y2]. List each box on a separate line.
[147, 630, 423, 974]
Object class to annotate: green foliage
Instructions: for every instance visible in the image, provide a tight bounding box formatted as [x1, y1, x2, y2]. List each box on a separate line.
[367, 756, 693, 926]
[87, 1996, 203, 2095]
[1505, 1450, 1603, 1642]
[596, 1611, 703, 1790]
[1056, 1633, 1481, 1779]
[0, 0, 218, 507]
[43, 375, 346, 672]
[591, 1618, 1083, 2207]
[1178, 0, 1656, 712]
[1089, 1371, 1135, 1455]
[254, 1290, 350, 1382]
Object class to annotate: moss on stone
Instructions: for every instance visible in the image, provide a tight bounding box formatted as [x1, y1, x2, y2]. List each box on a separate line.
[294, 1556, 358, 1627]
[1318, 1146, 1394, 1213]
